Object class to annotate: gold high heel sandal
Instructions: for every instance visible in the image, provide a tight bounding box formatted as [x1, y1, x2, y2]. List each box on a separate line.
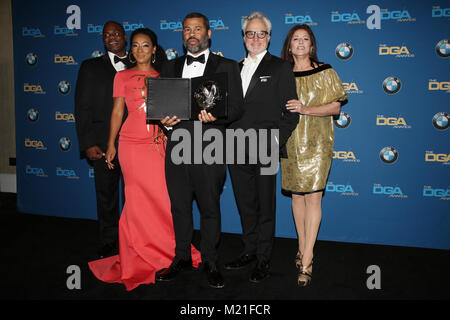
[295, 252, 303, 269]
[297, 261, 313, 287]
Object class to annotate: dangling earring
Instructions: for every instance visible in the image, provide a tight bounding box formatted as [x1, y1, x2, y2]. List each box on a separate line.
[128, 52, 136, 64]
[151, 54, 156, 64]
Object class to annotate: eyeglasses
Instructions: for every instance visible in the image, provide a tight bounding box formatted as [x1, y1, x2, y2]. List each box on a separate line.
[245, 31, 269, 39]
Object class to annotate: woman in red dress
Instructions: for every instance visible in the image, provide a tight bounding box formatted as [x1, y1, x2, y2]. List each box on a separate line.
[88, 28, 201, 291]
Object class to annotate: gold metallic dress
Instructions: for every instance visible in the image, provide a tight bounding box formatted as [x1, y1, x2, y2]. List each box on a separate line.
[281, 64, 348, 194]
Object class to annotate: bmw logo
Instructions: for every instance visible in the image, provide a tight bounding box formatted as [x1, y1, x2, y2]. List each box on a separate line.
[59, 137, 71, 151]
[165, 48, 178, 61]
[26, 53, 37, 66]
[335, 43, 353, 60]
[379, 147, 398, 164]
[58, 80, 70, 95]
[382, 76, 402, 94]
[334, 111, 351, 129]
[432, 112, 449, 130]
[27, 108, 39, 122]
[91, 50, 103, 58]
[435, 40, 450, 58]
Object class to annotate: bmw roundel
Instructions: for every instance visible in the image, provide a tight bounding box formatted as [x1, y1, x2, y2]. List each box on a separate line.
[59, 137, 71, 151]
[58, 80, 71, 95]
[335, 43, 353, 60]
[91, 50, 103, 58]
[382, 76, 402, 94]
[334, 111, 351, 129]
[432, 112, 449, 130]
[379, 147, 398, 164]
[27, 108, 39, 122]
[165, 48, 178, 61]
[435, 40, 450, 58]
[26, 53, 38, 66]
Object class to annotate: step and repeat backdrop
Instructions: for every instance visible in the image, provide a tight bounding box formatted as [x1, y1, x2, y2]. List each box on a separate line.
[13, 0, 449, 250]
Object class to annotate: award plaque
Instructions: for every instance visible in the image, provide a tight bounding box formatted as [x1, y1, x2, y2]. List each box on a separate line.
[191, 72, 228, 119]
[146, 78, 191, 120]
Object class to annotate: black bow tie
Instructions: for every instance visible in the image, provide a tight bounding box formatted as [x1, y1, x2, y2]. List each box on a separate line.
[186, 54, 205, 65]
[114, 55, 130, 66]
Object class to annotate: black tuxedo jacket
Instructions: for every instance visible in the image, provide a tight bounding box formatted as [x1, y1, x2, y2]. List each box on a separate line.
[160, 52, 244, 138]
[229, 52, 299, 158]
[75, 54, 123, 153]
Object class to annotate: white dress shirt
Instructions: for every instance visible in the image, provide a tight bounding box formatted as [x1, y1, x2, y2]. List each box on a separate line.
[108, 51, 128, 72]
[182, 49, 210, 79]
[241, 50, 267, 97]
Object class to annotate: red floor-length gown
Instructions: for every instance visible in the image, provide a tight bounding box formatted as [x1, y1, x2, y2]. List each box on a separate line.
[88, 69, 201, 291]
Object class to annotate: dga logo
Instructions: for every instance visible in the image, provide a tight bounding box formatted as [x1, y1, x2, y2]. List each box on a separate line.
[343, 82, 363, 94]
[56, 167, 79, 179]
[435, 40, 450, 58]
[89, 168, 94, 178]
[379, 45, 414, 58]
[331, 11, 363, 24]
[376, 115, 411, 129]
[335, 43, 353, 60]
[87, 24, 103, 33]
[91, 50, 103, 58]
[432, 112, 449, 130]
[160, 19, 183, 31]
[425, 151, 450, 164]
[382, 76, 401, 94]
[123, 23, 145, 32]
[432, 7, 450, 18]
[326, 182, 359, 196]
[212, 51, 224, 57]
[22, 27, 44, 38]
[54, 55, 77, 65]
[54, 26, 77, 36]
[24, 83, 45, 94]
[27, 108, 39, 122]
[428, 80, 450, 92]
[55, 111, 75, 122]
[25, 138, 46, 150]
[333, 151, 360, 162]
[58, 81, 71, 95]
[285, 14, 317, 26]
[59, 137, 71, 151]
[423, 186, 450, 199]
[210, 19, 228, 30]
[26, 53, 37, 66]
[379, 147, 398, 164]
[166, 48, 178, 60]
[373, 184, 407, 198]
[334, 111, 351, 129]
[25, 165, 47, 177]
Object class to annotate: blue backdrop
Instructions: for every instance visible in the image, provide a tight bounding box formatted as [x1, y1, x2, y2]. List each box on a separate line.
[13, 0, 450, 250]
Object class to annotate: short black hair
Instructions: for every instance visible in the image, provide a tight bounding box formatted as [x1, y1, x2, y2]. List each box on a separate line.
[103, 20, 125, 35]
[183, 12, 210, 31]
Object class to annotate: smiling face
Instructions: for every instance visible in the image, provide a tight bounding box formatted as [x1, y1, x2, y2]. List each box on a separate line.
[289, 29, 313, 58]
[244, 18, 270, 57]
[182, 17, 211, 55]
[102, 22, 127, 56]
[131, 33, 156, 64]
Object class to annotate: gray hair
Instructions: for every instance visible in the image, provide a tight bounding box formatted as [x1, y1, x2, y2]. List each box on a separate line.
[241, 11, 272, 34]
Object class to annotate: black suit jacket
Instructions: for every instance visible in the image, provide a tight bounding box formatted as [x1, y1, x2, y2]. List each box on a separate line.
[75, 54, 123, 153]
[160, 52, 244, 139]
[229, 52, 299, 158]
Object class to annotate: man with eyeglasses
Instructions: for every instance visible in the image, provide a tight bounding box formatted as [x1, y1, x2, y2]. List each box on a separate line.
[156, 12, 243, 289]
[225, 11, 299, 283]
[75, 21, 132, 259]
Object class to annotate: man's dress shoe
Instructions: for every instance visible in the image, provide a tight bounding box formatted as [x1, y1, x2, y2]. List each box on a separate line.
[250, 261, 270, 283]
[203, 262, 224, 289]
[223, 254, 257, 270]
[155, 258, 193, 281]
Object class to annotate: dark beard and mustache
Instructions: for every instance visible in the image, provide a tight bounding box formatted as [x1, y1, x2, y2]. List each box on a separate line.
[183, 36, 210, 54]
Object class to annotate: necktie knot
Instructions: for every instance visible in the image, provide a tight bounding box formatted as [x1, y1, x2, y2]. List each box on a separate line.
[186, 54, 205, 65]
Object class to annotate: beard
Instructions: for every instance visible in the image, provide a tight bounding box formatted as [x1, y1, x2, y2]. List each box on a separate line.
[183, 36, 210, 54]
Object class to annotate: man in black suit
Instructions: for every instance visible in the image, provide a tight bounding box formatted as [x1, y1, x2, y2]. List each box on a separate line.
[224, 12, 299, 282]
[156, 12, 243, 289]
[74, 21, 131, 258]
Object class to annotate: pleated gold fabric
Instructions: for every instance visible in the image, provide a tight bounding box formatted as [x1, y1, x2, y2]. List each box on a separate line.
[281, 64, 348, 194]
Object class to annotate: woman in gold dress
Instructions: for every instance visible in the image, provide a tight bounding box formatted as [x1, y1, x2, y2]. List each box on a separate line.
[280, 24, 348, 286]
